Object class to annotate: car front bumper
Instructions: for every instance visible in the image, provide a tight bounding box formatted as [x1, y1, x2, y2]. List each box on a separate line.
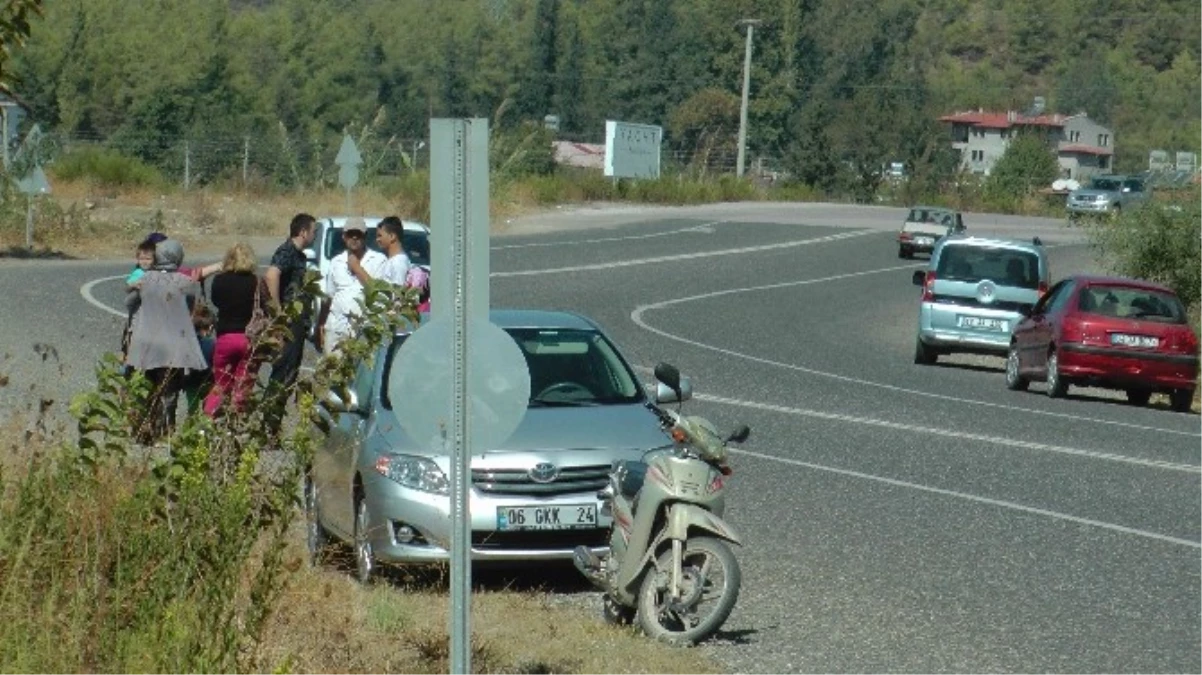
[360, 470, 610, 564]
[1066, 201, 1114, 214]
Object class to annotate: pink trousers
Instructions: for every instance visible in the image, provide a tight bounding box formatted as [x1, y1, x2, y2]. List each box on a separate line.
[203, 332, 258, 417]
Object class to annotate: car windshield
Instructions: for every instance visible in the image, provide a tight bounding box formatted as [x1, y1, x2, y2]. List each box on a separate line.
[936, 245, 1040, 289]
[906, 208, 952, 226]
[325, 227, 431, 266]
[382, 327, 644, 410]
[1077, 285, 1186, 323]
[1089, 178, 1122, 191]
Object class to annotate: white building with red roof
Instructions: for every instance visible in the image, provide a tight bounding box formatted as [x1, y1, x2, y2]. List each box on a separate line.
[939, 108, 1114, 181]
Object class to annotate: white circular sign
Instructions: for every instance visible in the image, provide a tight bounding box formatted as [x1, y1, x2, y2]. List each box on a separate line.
[388, 315, 531, 453]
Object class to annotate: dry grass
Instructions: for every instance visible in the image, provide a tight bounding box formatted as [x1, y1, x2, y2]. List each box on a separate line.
[256, 541, 723, 674]
[4, 177, 550, 259]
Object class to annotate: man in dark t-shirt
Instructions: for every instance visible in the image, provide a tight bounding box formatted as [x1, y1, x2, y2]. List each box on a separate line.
[265, 213, 317, 394]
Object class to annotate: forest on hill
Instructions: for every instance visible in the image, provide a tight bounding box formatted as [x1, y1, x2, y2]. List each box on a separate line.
[10, 0, 1200, 192]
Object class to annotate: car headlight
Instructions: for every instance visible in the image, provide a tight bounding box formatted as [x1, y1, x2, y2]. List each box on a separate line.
[374, 454, 449, 495]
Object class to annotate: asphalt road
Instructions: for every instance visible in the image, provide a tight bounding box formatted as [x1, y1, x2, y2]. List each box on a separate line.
[1, 202, 1198, 672]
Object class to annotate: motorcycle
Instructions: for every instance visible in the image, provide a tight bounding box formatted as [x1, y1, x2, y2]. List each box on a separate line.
[574, 362, 750, 645]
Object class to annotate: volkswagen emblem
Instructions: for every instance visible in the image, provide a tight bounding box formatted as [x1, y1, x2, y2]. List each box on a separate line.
[976, 279, 996, 304]
[528, 462, 559, 484]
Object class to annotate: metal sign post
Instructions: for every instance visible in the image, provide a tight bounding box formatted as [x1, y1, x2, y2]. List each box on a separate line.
[17, 165, 50, 249]
[390, 118, 529, 675]
[430, 118, 490, 675]
[335, 134, 362, 212]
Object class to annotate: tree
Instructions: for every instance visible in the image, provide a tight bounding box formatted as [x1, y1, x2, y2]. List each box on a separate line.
[519, 0, 558, 120]
[668, 88, 739, 173]
[985, 131, 1059, 199]
[0, 0, 42, 87]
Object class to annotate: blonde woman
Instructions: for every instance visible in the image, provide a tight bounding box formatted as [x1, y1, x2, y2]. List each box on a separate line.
[203, 242, 267, 417]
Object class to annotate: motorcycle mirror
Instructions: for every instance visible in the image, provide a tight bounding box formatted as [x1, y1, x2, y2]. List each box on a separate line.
[653, 362, 682, 394]
[725, 425, 751, 444]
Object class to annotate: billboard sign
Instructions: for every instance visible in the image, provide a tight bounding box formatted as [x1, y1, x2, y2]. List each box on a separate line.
[604, 120, 662, 179]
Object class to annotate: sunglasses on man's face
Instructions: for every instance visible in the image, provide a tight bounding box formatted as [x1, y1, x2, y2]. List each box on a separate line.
[344, 231, 365, 239]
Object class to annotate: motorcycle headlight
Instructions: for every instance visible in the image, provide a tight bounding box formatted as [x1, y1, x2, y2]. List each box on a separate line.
[374, 454, 449, 495]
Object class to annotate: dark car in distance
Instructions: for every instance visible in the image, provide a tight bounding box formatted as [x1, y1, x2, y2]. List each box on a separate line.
[1006, 275, 1199, 411]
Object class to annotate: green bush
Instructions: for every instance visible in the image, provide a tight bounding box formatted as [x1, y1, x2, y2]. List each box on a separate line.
[0, 278, 419, 672]
[48, 146, 164, 189]
[1078, 193, 1201, 309]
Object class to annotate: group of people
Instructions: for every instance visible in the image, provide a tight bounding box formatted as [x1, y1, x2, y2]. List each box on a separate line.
[120, 213, 429, 444]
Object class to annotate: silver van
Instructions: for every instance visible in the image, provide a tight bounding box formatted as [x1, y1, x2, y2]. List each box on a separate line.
[911, 235, 1049, 364]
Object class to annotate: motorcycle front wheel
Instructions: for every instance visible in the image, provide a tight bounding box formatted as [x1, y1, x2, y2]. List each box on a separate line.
[637, 536, 741, 645]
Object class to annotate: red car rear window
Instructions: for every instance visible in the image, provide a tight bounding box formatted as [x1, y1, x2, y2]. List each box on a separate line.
[1077, 285, 1186, 323]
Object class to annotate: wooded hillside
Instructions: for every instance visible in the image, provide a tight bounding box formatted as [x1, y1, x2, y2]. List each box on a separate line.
[11, 0, 1200, 188]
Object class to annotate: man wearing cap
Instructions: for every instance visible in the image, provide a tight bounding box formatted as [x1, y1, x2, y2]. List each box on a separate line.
[317, 218, 386, 355]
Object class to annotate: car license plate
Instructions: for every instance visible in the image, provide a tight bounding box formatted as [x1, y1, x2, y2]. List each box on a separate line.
[497, 504, 597, 531]
[1110, 333, 1159, 348]
[957, 316, 1007, 331]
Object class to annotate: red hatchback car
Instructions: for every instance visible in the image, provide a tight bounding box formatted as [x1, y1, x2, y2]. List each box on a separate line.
[1006, 275, 1199, 411]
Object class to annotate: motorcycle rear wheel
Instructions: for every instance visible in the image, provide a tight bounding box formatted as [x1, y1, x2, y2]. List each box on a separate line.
[637, 536, 740, 645]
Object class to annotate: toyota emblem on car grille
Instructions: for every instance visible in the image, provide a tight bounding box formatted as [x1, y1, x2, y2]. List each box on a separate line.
[529, 462, 560, 483]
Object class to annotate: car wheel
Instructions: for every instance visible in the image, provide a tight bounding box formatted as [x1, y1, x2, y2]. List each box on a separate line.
[1124, 389, 1152, 406]
[304, 474, 332, 567]
[353, 495, 375, 584]
[1045, 350, 1068, 398]
[1005, 345, 1029, 391]
[913, 337, 937, 365]
[1169, 388, 1196, 413]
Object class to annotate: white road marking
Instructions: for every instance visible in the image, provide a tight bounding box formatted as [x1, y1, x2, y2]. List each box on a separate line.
[698, 393, 1199, 473]
[489, 229, 876, 278]
[490, 221, 722, 250]
[80, 275, 129, 319]
[630, 266, 1200, 439]
[729, 445, 1201, 549]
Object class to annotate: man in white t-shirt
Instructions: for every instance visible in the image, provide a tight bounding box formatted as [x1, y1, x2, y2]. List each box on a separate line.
[370, 216, 412, 286]
[317, 219, 387, 355]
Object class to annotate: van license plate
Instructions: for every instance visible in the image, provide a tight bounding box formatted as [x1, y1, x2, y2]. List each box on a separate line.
[957, 316, 1006, 331]
[497, 504, 597, 531]
[1110, 334, 1159, 348]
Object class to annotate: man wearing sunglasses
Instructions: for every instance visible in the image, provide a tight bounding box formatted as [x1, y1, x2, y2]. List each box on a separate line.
[316, 217, 387, 355]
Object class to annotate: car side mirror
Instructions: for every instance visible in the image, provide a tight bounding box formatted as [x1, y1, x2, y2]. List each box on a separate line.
[654, 376, 692, 404]
[725, 424, 750, 444]
[911, 270, 926, 286]
[323, 388, 364, 416]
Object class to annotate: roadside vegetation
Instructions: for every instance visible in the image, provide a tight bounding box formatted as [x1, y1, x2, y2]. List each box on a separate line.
[1071, 189, 1202, 410]
[0, 282, 722, 673]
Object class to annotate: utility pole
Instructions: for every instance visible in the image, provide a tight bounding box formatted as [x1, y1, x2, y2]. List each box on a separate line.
[736, 19, 761, 179]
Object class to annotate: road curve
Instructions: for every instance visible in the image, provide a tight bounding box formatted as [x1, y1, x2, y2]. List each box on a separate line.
[2, 202, 1198, 673]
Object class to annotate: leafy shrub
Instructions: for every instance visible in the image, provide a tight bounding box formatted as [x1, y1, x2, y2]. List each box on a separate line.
[49, 146, 164, 189]
[1078, 193, 1201, 309]
[0, 277, 420, 672]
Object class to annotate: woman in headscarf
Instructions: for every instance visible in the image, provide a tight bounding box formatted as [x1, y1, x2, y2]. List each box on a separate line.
[125, 239, 209, 443]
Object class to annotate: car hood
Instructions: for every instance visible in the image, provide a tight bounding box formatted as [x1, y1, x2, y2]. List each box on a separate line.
[376, 402, 669, 459]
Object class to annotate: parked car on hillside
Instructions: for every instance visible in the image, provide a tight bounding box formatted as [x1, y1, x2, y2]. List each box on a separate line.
[305, 309, 682, 582]
[897, 206, 965, 258]
[911, 235, 1048, 364]
[1005, 275, 1198, 411]
[1066, 175, 1149, 220]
